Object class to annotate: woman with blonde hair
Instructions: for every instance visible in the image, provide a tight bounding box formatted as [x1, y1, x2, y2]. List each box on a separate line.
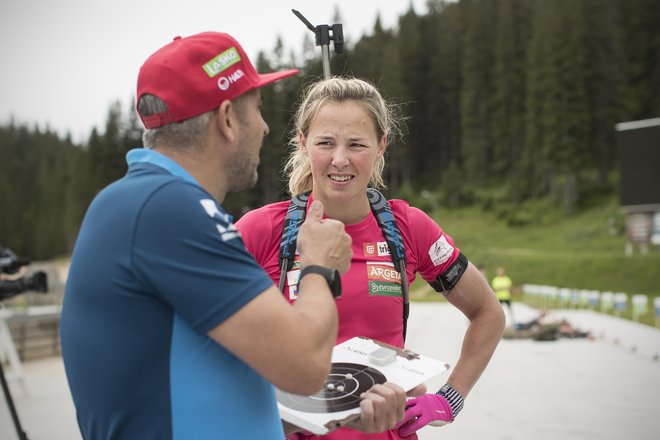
[236, 77, 505, 439]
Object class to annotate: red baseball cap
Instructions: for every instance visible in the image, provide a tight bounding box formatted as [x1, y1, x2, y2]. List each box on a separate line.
[137, 32, 299, 129]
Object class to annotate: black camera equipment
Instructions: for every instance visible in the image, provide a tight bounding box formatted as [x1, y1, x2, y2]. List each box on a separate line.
[1, 246, 49, 440]
[1, 246, 49, 301]
[292, 9, 344, 79]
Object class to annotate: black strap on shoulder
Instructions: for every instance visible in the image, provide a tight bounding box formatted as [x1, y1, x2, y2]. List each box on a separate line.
[278, 192, 310, 291]
[278, 189, 411, 340]
[366, 189, 410, 340]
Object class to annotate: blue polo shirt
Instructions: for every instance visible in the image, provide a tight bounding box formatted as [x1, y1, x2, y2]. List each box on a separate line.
[61, 148, 280, 439]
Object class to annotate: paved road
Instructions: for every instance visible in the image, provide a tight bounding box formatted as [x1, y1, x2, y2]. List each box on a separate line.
[2, 302, 659, 439]
[411, 303, 660, 440]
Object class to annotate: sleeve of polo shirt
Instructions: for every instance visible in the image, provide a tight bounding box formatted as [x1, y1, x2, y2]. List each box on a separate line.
[130, 181, 274, 334]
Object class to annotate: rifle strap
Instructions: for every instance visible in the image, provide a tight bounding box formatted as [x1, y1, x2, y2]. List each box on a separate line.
[278, 189, 411, 340]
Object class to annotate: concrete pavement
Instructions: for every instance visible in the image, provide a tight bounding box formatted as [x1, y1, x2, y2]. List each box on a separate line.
[2, 302, 659, 439]
[411, 303, 660, 440]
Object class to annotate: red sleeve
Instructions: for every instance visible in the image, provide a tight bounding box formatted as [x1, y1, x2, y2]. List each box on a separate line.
[234, 202, 288, 283]
[390, 200, 461, 284]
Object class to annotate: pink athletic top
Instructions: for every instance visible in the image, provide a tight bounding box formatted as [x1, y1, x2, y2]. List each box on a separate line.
[235, 196, 461, 440]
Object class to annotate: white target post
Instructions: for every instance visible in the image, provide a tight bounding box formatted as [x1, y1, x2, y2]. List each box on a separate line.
[559, 287, 573, 308]
[631, 295, 648, 322]
[587, 290, 600, 310]
[547, 286, 559, 308]
[600, 291, 614, 314]
[613, 292, 628, 318]
[654, 297, 660, 328]
[521, 284, 533, 303]
[578, 289, 590, 309]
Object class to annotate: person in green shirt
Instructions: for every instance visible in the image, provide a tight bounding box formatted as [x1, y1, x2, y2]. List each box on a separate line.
[491, 266, 514, 322]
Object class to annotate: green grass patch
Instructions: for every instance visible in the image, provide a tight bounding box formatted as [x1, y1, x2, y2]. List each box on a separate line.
[410, 196, 660, 327]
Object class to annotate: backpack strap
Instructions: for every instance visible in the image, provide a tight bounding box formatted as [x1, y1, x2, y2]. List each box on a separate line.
[278, 192, 310, 291]
[366, 188, 410, 340]
[278, 189, 411, 340]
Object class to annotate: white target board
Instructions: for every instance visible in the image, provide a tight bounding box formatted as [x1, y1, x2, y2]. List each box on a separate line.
[277, 336, 450, 435]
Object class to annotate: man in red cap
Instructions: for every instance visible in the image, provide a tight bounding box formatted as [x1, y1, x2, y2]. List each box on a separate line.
[61, 32, 407, 439]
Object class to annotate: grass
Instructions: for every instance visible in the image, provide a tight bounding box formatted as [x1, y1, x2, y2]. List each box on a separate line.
[409, 196, 660, 328]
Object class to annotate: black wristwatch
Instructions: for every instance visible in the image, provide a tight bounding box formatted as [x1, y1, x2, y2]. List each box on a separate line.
[298, 265, 342, 298]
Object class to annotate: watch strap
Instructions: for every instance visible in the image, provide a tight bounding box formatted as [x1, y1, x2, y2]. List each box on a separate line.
[299, 265, 341, 298]
[437, 383, 464, 420]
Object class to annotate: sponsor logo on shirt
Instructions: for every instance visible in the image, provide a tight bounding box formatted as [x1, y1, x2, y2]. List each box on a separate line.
[428, 235, 454, 266]
[363, 241, 391, 257]
[367, 261, 402, 297]
[215, 223, 240, 242]
[199, 199, 238, 241]
[200, 199, 231, 223]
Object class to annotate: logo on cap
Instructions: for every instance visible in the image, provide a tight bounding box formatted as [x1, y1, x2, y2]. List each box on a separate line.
[217, 69, 245, 91]
[203, 47, 241, 78]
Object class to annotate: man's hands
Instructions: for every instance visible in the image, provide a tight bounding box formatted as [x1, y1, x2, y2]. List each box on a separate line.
[394, 393, 454, 437]
[345, 383, 407, 433]
[285, 384, 427, 438]
[346, 383, 426, 434]
[297, 201, 352, 274]
[285, 384, 408, 439]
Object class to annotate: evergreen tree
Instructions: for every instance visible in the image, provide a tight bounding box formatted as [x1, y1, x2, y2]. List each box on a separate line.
[618, 0, 660, 119]
[393, 6, 426, 190]
[426, 1, 465, 199]
[123, 100, 144, 150]
[583, 0, 627, 188]
[348, 15, 403, 191]
[524, 0, 553, 199]
[0, 124, 83, 258]
[61, 142, 88, 252]
[460, 0, 497, 189]
[491, 0, 532, 201]
[0, 124, 32, 253]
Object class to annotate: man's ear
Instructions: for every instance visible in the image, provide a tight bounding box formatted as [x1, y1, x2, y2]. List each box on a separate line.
[216, 100, 237, 143]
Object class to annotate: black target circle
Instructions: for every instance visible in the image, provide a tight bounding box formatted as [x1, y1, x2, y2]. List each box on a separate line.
[276, 362, 387, 413]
